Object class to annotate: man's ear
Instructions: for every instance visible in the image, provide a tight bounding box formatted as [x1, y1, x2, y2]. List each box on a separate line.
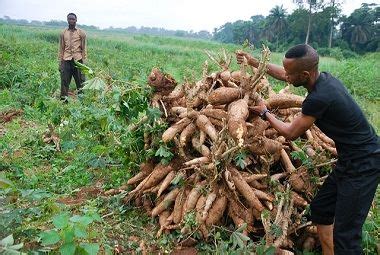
[301, 70, 311, 79]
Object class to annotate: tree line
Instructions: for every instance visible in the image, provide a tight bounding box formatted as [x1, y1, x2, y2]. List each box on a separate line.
[0, 16, 213, 40]
[214, 2, 379, 55]
[1, 2, 378, 55]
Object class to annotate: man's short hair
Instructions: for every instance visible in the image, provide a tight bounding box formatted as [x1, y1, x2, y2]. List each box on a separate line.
[67, 13, 77, 19]
[285, 44, 316, 58]
[285, 44, 319, 70]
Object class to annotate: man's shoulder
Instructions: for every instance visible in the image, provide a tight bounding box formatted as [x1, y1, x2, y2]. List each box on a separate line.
[313, 72, 344, 95]
[77, 28, 86, 36]
[318, 72, 343, 88]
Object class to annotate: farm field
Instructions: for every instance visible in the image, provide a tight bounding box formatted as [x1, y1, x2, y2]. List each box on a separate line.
[0, 24, 379, 254]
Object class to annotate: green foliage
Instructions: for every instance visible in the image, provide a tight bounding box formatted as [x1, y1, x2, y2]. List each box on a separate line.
[183, 211, 198, 231]
[291, 150, 313, 170]
[74, 61, 94, 77]
[229, 224, 251, 250]
[39, 212, 101, 255]
[155, 143, 174, 164]
[0, 174, 13, 189]
[255, 242, 276, 255]
[213, 3, 379, 54]
[197, 226, 255, 254]
[0, 235, 25, 255]
[234, 151, 248, 169]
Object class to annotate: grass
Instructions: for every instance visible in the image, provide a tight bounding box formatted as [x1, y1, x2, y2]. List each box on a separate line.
[0, 23, 379, 254]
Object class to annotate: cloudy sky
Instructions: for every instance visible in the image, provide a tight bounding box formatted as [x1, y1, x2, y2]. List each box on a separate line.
[0, 0, 378, 32]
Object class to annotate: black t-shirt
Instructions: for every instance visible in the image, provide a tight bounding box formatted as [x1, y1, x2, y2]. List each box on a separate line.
[302, 72, 379, 161]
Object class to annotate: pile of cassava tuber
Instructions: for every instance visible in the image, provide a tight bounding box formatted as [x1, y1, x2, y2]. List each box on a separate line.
[107, 47, 338, 253]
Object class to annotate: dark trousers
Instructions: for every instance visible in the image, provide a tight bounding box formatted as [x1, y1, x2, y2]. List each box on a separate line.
[60, 59, 85, 99]
[310, 153, 380, 255]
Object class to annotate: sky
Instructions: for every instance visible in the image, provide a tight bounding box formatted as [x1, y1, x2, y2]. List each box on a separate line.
[0, 0, 378, 32]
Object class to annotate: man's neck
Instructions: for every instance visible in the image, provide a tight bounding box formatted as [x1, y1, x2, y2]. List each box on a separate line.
[305, 71, 320, 93]
[68, 25, 76, 30]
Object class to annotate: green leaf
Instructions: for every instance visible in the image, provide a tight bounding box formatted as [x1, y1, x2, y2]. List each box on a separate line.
[63, 227, 75, 243]
[235, 231, 251, 242]
[39, 230, 60, 246]
[74, 60, 94, 76]
[53, 213, 69, 229]
[155, 144, 173, 159]
[80, 243, 100, 255]
[91, 213, 102, 222]
[59, 242, 76, 255]
[8, 243, 24, 250]
[1, 249, 21, 255]
[99, 117, 108, 131]
[21, 189, 51, 201]
[0, 234, 14, 246]
[234, 151, 247, 169]
[236, 223, 247, 233]
[0, 177, 13, 189]
[146, 107, 161, 121]
[231, 233, 238, 250]
[171, 173, 184, 186]
[236, 233, 245, 249]
[270, 223, 283, 238]
[70, 215, 93, 226]
[74, 225, 88, 238]
[264, 246, 276, 255]
[82, 77, 106, 91]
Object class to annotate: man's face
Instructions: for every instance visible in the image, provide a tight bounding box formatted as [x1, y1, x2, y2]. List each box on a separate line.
[283, 58, 309, 87]
[67, 15, 77, 26]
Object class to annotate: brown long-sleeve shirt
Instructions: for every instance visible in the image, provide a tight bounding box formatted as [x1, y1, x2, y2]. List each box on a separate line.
[58, 27, 87, 61]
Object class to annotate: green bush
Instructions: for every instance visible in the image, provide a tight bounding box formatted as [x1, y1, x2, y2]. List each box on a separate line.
[317, 47, 357, 60]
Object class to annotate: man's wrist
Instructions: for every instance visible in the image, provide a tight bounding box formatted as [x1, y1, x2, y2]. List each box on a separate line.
[248, 56, 259, 68]
[259, 109, 270, 120]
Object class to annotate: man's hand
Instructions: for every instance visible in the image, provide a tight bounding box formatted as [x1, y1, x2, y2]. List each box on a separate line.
[236, 50, 259, 67]
[250, 99, 267, 115]
[236, 50, 249, 64]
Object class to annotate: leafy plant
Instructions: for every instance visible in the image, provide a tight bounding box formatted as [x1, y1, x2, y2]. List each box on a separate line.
[197, 225, 255, 254]
[229, 223, 251, 250]
[39, 212, 101, 255]
[0, 174, 13, 189]
[234, 151, 248, 169]
[290, 150, 313, 169]
[155, 143, 174, 164]
[0, 235, 25, 255]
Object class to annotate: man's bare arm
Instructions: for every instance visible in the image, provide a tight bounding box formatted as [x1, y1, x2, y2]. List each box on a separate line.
[265, 112, 316, 140]
[236, 51, 287, 81]
[58, 32, 64, 61]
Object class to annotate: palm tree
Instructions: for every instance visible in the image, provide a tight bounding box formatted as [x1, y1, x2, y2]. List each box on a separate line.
[350, 25, 371, 45]
[340, 4, 376, 52]
[266, 5, 288, 47]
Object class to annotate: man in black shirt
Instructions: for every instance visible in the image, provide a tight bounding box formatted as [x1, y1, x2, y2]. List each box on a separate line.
[237, 44, 379, 255]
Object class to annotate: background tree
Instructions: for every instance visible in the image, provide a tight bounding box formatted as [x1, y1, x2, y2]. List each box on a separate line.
[250, 15, 266, 47]
[214, 22, 235, 43]
[340, 3, 379, 52]
[293, 0, 323, 44]
[326, 0, 343, 48]
[266, 5, 288, 48]
[287, 8, 309, 45]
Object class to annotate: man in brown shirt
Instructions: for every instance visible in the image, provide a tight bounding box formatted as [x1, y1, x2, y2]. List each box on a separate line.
[58, 13, 87, 101]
